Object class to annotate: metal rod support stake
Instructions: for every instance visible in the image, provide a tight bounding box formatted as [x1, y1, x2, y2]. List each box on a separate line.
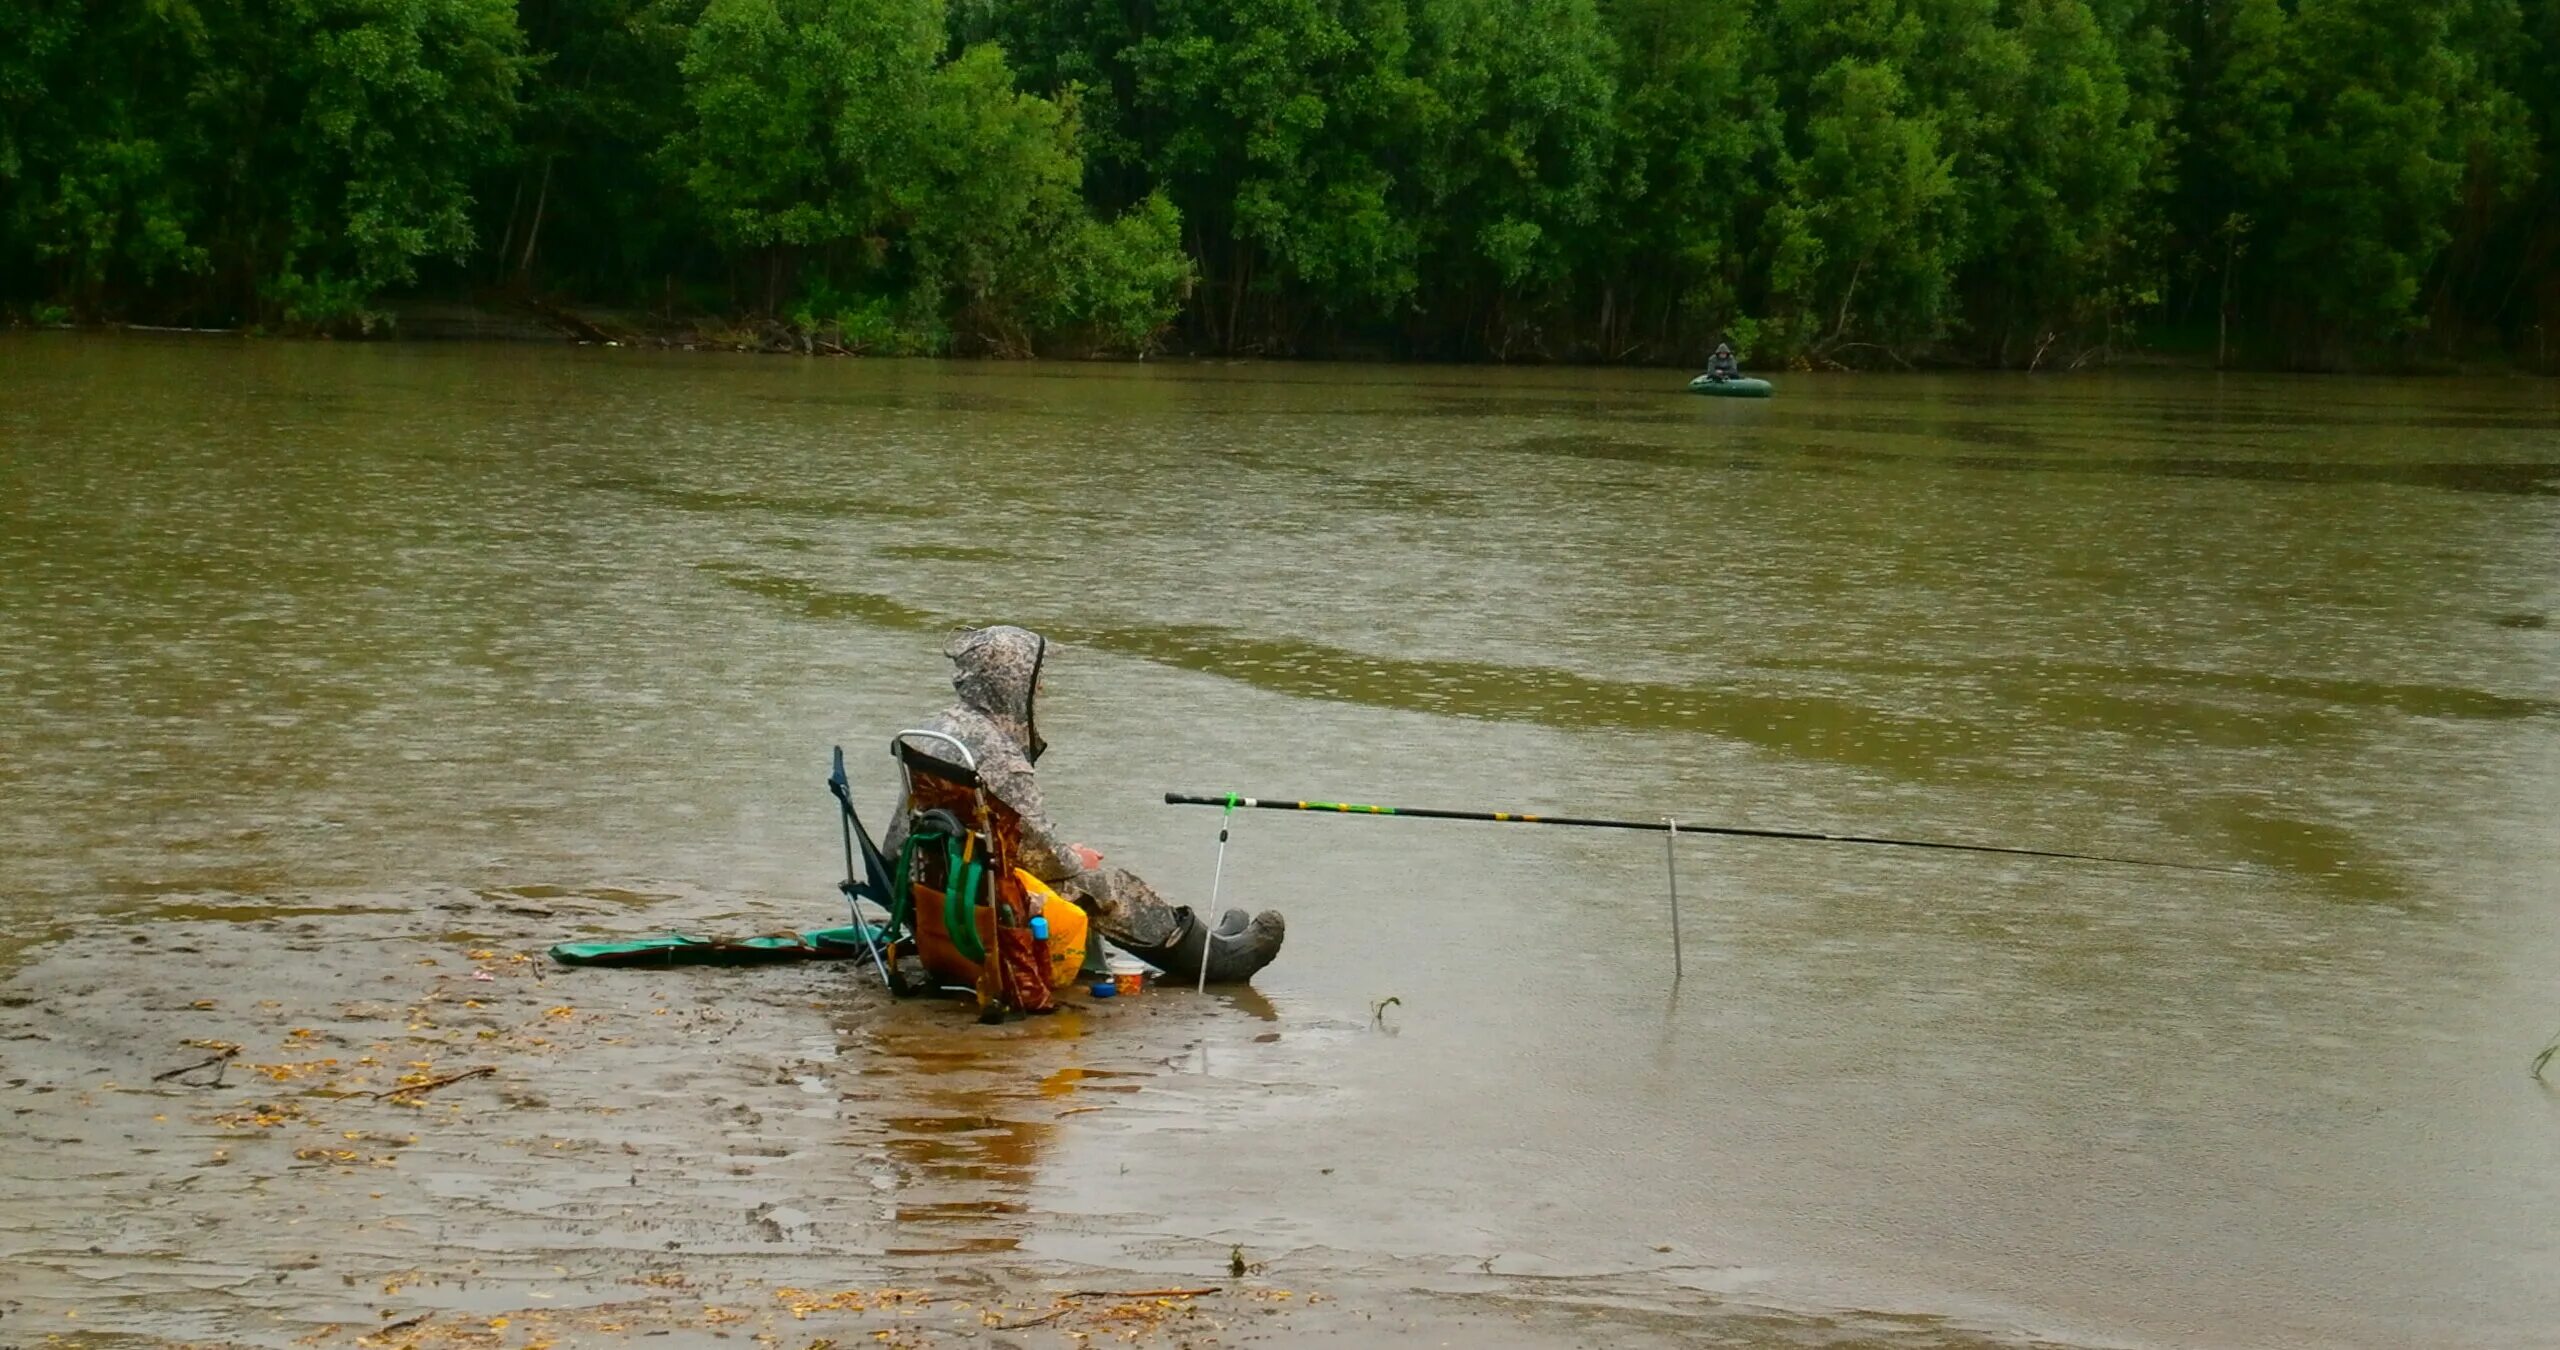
[1666, 818, 1683, 982]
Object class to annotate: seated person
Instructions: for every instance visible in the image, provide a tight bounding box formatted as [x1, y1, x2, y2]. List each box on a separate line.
[885, 625, 1284, 984]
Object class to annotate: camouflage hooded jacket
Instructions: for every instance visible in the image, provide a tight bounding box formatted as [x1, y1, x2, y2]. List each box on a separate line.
[883, 625, 1087, 886]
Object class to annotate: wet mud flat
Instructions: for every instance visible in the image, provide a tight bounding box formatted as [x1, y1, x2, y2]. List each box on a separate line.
[0, 895, 2062, 1350]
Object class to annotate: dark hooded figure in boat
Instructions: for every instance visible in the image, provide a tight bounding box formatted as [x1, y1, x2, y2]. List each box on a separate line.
[1705, 342, 1741, 382]
[884, 625, 1285, 984]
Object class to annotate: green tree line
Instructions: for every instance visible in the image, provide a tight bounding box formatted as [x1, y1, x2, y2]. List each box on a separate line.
[4, 0, 2555, 366]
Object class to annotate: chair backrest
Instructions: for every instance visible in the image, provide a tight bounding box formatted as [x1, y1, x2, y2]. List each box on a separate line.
[890, 732, 1052, 1015]
[893, 736, 1025, 870]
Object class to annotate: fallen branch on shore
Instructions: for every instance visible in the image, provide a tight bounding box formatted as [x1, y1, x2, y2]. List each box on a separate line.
[366, 1066, 495, 1100]
[153, 1047, 238, 1085]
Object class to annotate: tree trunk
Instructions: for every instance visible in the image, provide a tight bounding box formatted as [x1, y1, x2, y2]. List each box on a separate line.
[1224, 238, 1247, 354]
[1829, 259, 1864, 348]
[2217, 229, 2235, 370]
[517, 156, 554, 284]
[494, 173, 526, 287]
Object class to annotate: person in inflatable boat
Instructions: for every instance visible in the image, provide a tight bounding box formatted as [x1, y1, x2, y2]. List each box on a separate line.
[884, 625, 1285, 984]
[1705, 342, 1741, 382]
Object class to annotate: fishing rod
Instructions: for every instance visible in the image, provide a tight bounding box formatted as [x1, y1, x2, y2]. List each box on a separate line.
[1162, 793, 2250, 874]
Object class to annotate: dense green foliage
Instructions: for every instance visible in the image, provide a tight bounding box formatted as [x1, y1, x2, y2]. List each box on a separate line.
[1, 0, 527, 329]
[4, 0, 2556, 364]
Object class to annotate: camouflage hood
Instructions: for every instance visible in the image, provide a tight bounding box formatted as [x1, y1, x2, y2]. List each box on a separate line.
[945, 625, 1047, 764]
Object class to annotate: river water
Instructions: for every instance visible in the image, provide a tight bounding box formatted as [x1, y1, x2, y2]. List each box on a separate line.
[4, 334, 2558, 1348]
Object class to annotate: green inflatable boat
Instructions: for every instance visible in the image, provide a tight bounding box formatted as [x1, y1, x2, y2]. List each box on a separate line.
[1688, 373, 1773, 398]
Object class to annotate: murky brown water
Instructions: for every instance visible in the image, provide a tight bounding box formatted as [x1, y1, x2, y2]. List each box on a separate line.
[4, 334, 2560, 1348]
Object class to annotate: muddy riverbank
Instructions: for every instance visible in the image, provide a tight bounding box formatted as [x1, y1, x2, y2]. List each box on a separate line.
[0, 894, 2055, 1350]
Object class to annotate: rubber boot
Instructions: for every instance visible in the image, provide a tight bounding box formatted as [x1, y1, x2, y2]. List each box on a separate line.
[1115, 906, 1287, 986]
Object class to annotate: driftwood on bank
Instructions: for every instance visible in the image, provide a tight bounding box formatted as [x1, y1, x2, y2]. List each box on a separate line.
[365, 1066, 495, 1100]
[152, 1047, 238, 1085]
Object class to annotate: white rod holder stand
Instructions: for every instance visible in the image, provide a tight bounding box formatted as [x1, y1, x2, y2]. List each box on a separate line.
[1199, 813, 1234, 995]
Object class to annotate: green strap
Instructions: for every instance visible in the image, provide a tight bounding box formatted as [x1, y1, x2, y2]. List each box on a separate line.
[946, 843, 986, 964]
[893, 826, 986, 964]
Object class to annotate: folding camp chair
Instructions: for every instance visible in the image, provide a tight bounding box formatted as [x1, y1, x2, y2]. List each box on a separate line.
[827, 744, 908, 994]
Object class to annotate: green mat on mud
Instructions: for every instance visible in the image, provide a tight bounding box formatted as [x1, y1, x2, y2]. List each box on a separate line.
[549, 924, 892, 968]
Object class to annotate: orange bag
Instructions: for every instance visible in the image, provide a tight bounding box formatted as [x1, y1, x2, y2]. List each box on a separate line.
[916, 870, 1090, 995]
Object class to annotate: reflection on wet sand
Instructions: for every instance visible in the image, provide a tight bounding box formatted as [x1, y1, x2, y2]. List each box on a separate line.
[847, 1010, 1164, 1259]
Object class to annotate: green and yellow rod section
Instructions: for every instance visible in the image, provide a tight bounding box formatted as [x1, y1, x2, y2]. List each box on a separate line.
[1163, 792, 2243, 874]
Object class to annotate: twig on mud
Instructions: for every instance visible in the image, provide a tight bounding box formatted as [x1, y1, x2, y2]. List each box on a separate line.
[366, 1066, 495, 1100]
[379, 1312, 432, 1333]
[153, 1048, 238, 1085]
